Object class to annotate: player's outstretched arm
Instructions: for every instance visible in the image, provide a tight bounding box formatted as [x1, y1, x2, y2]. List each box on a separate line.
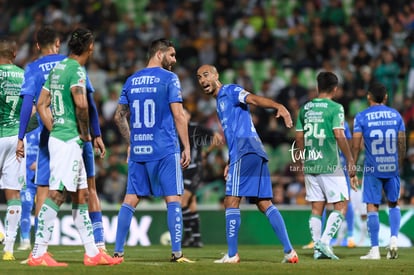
[245, 93, 293, 128]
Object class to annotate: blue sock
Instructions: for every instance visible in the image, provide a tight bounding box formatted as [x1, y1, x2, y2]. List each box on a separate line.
[89, 211, 105, 245]
[266, 205, 293, 253]
[115, 203, 135, 253]
[346, 202, 354, 238]
[167, 202, 182, 254]
[322, 208, 327, 228]
[367, 211, 379, 246]
[388, 206, 401, 237]
[20, 196, 33, 240]
[225, 208, 240, 257]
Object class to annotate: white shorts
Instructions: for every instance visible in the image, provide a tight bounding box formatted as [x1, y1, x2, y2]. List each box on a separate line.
[48, 136, 87, 192]
[305, 168, 349, 203]
[0, 135, 25, 190]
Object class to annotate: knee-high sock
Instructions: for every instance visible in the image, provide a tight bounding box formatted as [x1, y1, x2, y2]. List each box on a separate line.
[189, 211, 201, 241]
[367, 211, 380, 247]
[20, 192, 34, 240]
[114, 203, 135, 253]
[321, 210, 344, 245]
[167, 202, 183, 254]
[346, 202, 354, 238]
[89, 211, 105, 248]
[388, 206, 401, 237]
[4, 199, 22, 253]
[265, 205, 293, 253]
[182, 207, 192, 240]
[309, 214, 322, 243]
[33, 198, 59, 258]
[225, 208, 240, 257]
[73, 204, 99, 256]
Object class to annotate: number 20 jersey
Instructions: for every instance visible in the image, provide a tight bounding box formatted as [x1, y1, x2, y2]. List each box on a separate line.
[119, 67, 182, 162]
[353, 104, 405, 177]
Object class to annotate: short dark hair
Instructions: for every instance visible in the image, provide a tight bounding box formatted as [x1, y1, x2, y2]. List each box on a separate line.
[317, 71, 339, 93]
[36, 25, 60, 48]
[368, 82, 387, 103]
[0, 35, 16, 59]
[68, 28, 94, 55]
[147, 38, 174, 59]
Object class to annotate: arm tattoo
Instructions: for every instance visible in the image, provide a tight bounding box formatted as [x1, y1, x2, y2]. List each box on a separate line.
[74, 86, 89, 138]
[114, 104, 130, 142]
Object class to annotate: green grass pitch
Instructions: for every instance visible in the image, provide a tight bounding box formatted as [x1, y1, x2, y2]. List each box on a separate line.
[2, 244, 414, 274]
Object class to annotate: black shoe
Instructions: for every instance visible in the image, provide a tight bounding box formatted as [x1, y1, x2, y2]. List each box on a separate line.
[170, 254, 195, 263]
[114, 252, 124, 258]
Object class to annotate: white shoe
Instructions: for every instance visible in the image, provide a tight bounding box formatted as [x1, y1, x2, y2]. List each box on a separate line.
[360, 247, 381, 260]
[17, 239, 31, 251]
[214, 253, 240, 263]
[386, 236, 398, 259]
[282, 249, 299, 263]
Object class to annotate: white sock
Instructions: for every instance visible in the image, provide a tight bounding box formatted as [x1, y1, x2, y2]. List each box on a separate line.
[321, 211, 344, 245]
[309, 215, 322, 243]
[73, 205, 99, 257]
[33, 199, 59, 258]
[4, 201, 22, 253]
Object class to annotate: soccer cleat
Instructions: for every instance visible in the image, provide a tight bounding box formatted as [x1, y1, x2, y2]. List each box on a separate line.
[3, 252, 15, 261]
[386, 236, 398, 259]
[84, 251, 123, 266]
[27, 252, 68, 266]
[18, 239, 32, 251]
[0, 231, 4, 244]
[313, 248, 331, 260]
[282, 249, 298, 263]
[315, 241, 339, 260]
[214, 253, 240, 264]
[302, 241, 314, 249]
[113, 252, 125, 263]
[170, 253, 195, 263]
[360, 247, 381, 260]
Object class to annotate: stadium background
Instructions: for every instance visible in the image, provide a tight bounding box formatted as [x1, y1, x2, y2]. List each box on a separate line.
[0, 0, 414, 246]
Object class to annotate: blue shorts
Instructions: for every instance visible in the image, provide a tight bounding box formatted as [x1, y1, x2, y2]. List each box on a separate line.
[362, 174, 400, 204]
[34, 127, 50, 186]
[226, 153, 272, 198]
[126, 153, 183, 197]
[82, 141, 95, 178]
[35, 142, 50, 187]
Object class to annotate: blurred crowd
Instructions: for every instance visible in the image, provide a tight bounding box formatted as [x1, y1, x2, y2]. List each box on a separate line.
[1, 0, 414, 206]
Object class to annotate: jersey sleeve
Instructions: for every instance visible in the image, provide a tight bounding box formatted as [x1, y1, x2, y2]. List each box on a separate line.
[118, 79, 129, 105]
[353, 113, 363, 133]
[295, 108, 304, 131]
[167, 73, 183, 103]
[20, 65, 37, 97]
[332, 104, 345, 129]
[70, 65, 87, 89]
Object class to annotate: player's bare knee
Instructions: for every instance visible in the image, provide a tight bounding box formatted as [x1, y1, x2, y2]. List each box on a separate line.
[49, 190, 66, 206]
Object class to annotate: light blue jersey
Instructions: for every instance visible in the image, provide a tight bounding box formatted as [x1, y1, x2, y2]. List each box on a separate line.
[216, 84, 267, 164]
[119, 67, 183, 162]
[353, 105, 405, 178]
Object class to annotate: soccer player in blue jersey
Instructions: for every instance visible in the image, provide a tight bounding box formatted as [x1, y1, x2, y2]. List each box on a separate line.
[196, 64, 298, 264]
[113, 38, 193, 263]
[18, 126, 40, 251]
[15, 25, 107, 252]
[352, 82, 406, 260]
